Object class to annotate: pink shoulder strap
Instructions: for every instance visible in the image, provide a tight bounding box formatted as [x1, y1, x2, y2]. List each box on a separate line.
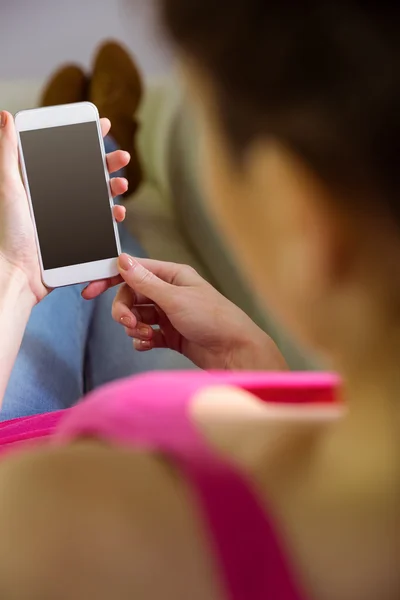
[57, 371, 337, 600]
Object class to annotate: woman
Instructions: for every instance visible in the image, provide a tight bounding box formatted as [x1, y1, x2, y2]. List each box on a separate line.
[0, 1, 398, 599]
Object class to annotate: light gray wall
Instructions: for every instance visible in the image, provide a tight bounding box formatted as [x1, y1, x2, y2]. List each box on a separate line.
[0, 0, 171, 80]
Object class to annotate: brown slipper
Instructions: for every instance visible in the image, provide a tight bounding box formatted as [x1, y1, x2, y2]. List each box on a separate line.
[90, 40, 143, 195]
[40, 65, 88, 107]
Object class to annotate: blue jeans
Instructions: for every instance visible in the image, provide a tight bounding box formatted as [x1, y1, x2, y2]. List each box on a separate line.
[2, 138, 193, 421]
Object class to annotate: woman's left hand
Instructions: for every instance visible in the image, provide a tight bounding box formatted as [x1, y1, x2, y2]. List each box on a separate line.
[0, 110, 130, 305]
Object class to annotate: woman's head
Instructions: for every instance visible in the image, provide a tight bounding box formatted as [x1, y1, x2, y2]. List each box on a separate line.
[159, 1, 400, 363]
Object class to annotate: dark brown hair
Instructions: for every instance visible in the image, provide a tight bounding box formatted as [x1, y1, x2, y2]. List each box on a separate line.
[160, 1, 400, 216]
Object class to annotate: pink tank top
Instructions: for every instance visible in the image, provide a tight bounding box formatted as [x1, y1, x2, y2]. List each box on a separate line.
[0, 371, 339, 600]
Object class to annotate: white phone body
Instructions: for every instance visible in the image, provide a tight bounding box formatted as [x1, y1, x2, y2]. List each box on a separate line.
[15, 102, 121, 288]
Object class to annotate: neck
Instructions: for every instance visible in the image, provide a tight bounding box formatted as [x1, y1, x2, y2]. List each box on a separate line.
[338, 328, 400, 418]
[327, 327, 400, 481]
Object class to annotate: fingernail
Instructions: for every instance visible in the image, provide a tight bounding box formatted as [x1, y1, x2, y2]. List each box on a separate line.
[119, 254, 134, 271]
[0, 111, 6, 128]
[134, 339, 152, 351]
[139, 326, 151, 339]
[120, 316, 133, 328]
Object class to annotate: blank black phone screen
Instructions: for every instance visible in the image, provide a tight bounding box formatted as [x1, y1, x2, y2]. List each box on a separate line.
[20, 122, 118, 271]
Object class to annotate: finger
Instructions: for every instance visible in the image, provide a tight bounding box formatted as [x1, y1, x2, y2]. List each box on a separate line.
[133, 339, 155, 352]
[118, 253, 176, 309]
[110, 177, 128, 198]
[124, 323, 154, 341]
[112, 205, 126, 223]
[121, 255, 202, 287]
[114, 282, 151, 312]
[131, 305, 160, 326]
[82, 275, 123, 300]
[112, 284, 137, 327]
[131, 330, 168, 352]
[0, 112, 20, 177]
[100, 118, 111, 138]
[107, 150, 130, 174]
[112, 284, 149, 325]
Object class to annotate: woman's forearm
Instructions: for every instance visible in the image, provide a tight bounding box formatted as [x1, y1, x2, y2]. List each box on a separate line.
[0, 265, 34, 407]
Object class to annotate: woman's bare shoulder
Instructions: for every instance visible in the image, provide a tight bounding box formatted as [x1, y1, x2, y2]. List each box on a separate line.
[0, 387, 342, 599]
[0, 441, 224, 600]
[190, 384, 342, 474]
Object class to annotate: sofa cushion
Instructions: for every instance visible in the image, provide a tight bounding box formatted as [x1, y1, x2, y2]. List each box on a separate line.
[0, 81, 41, 114]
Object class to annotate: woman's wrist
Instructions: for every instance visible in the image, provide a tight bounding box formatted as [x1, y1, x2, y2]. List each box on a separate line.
[230, 329, 288, 371]
[0, 259, 35, 407]
[0, 259, 35, 318]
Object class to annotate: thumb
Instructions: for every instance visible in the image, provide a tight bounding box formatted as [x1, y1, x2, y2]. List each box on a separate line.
[0, 112, 20, 177]
[118, 253, 173, 308]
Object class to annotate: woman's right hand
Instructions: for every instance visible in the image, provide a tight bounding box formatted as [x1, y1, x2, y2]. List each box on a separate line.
[0, 111, 129, 305]
[109, 254, 287, 371]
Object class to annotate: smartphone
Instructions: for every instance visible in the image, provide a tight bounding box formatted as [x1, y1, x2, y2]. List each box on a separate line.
[15, 102, 121, 288]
